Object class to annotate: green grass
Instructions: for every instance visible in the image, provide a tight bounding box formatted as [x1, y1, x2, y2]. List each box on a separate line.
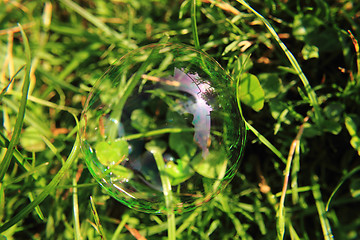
[1, 0, 360, 239]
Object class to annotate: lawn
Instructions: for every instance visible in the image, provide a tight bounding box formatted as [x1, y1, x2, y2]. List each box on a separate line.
[0, 0, 359, 239]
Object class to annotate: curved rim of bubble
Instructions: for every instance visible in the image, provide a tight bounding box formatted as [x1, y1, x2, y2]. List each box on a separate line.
[80, 43, 247, 141]
[79, 43, 247, 214]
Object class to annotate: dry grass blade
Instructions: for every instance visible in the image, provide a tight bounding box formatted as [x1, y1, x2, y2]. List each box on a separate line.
[277, 116, 309, 239]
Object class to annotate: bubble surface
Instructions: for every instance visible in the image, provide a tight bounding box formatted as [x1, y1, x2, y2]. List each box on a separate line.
[80, 44, 246, 214]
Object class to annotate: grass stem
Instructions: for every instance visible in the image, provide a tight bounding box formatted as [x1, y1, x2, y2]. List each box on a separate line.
[0, 135, 81, 233]
[191, 0, 201, 50]
[0, 25, 31, 182]
[152, 150, 176, 240]
[235, 0, 322, 123]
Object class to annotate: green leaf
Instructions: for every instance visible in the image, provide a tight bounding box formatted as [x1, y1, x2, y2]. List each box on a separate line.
[169, 132, 197, 160]
[345, 114, 360, 156]
[302, 123, 322, 138]
[302, 44, 319, 60]
[192, 150, 227, 179]
[94, 139, 129, 166]
[324, 102, 345, 122]
[235, 55, 253, 73]
[238, 73, 264, 111]
[20, 127, 46, 152]
[321, 120, 342, 135]
[293, 14, 323, 42]
[350, 178, 360, 198]
[145, 139, 167, 154]
[258, 73, 282, 99]
[130, 109, 157, 132]
[108, 165, 133, 181]
[165, 160, 194, 186]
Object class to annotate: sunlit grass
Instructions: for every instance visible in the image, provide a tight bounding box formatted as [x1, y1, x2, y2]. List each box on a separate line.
[1, 0, 359, 239]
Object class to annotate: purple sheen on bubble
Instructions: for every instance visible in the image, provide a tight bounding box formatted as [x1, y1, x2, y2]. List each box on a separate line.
[167, 68, 212, 158]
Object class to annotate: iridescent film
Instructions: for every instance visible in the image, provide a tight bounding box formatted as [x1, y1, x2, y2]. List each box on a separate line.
[80, 44, 246, 214]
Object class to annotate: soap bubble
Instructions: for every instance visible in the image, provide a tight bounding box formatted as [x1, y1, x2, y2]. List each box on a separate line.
[80, 43, 246, 214]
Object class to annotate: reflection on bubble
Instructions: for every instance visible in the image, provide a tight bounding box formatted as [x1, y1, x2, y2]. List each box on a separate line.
[80, 43, 246, 214]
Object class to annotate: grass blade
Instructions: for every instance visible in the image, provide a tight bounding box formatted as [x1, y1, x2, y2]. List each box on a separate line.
[59, 0, 135, 49]
[325, 165, 360, 211]
[191, 0, 201, 50]
[0, 132, 37, 180]
[28, 192, 45, 221]
[245, 122, 287, 164]
[0, 136, 80, 233]
[235, 0, 322, 123]
[312, 175, 334, 240]
[73, 166, 81, 240]
[0, 25, 31, 182]
[89, 196, 107, 240]
[277, 117, 308, 240]
[0, 65, 24, 101]
[111, 214, 130, 240]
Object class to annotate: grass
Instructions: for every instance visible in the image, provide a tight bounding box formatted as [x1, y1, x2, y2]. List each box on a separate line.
[1, 0, 360, 239]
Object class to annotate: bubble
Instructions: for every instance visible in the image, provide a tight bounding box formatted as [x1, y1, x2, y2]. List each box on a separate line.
[80, 43, 246, 214]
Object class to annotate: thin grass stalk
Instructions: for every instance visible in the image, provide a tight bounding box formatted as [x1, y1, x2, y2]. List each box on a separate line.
[152, 150, 176, 240]
[60, 0, 121, 42]
[111, 214, 130, 240]
[325, 165, 360, 211]
[312, 176, 334, 240]
[191, 0, 201, 50]
[0, 132, 37, 180]
[73, 166, 81, 240]
[0, 25, 31, 182]
[235, 0, 322, 123]
[0, 135, 81, 233]
[348, 30, 360, 84]
[90, 196, 107, 240]
[277, 116, 308, 240]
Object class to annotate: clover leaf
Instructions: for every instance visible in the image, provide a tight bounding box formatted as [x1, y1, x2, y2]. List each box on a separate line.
[95, 139, 129, 166]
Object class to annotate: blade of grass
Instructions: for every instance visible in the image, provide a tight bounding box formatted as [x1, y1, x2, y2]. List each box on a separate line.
[235, 53, 287, 165]
[202, 0, 241, 15]
[0, 65, 24, 101]
[111, 214, 130, 240]
[0, 131, 38, 180]
[1, 97, 52, 137]
[325, 165, 360, 211]
[312, 175, 334, 240]
[7, 91, 80, 114]
[0, 24, 31, 182]
[245, 122, 287, 164]
[191, 0, 201, 50]
[277, 116, 308, 240]
[60, 0, 117, 38]
[0, 135, 80, 233]
[218, 195, 248, 239]
[73, 165, 81, 240]
[348, 30, 360, 82]
[176, 208, 202, 235]
[0, 183, 4, 223]
[59, 0, 136, 49]
[89, 196, 107, 240]
[36, 67, 82, 94]
[291, 142, 300, 204]
[28, 192, 45, 221]
[234, 0, 322, 123]
[287, 219, 301, 240]
[4, 162, 49, 186]
[152, 149, 175, 240]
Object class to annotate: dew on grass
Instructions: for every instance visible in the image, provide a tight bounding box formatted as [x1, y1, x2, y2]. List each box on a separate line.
[80, 43, 246, 214]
